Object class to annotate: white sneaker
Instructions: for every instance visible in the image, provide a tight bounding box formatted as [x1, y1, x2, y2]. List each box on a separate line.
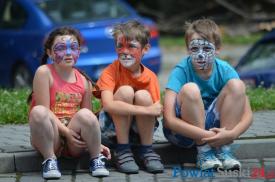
[216, 149, 241, 170]
[89, 154, 109, 177]
[42, 158, 61, 179]
[197, 150, 222, 170]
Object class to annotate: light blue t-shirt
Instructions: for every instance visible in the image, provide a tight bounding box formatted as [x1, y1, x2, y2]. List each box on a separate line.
[166, 56, 239, 109]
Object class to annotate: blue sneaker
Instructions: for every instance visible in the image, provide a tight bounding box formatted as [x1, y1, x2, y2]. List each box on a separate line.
[216, 149, 241, 170]
[89, 154, 109, 177]
[42, 158, 61, 179]
[197, 150, 222, 170]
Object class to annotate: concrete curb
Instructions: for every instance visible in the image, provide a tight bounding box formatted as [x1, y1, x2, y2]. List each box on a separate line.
[0, 138, 275, 173]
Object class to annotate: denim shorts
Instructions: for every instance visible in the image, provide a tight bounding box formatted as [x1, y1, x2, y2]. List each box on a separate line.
[163, 98, 220, 148]
[98, 110, 159, 148]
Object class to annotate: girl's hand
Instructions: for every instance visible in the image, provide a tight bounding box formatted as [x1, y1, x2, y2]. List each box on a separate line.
[202, 128, 234, 147]
[100, 144, 111, 160]
[65, 129, 86, 148]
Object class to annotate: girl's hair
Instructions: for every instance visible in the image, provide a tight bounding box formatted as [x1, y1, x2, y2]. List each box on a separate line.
[184, 18, 222, 50]
[112, 20, 150, 48]
[27, 26, 97, 103]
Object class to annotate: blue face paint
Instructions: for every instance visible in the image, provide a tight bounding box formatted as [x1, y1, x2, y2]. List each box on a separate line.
[66, 39, 72, 55]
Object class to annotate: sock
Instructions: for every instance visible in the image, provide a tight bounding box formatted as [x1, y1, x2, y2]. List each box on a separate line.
[196, 143, 211, 153]
[138, 144, 153, 157]
[42, 156, 56, 164]
[116, 143, 130, 152]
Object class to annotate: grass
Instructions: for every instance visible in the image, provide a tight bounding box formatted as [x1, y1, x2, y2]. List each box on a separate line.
[0, 87, 275, 124]
[159, 32, 264, 48]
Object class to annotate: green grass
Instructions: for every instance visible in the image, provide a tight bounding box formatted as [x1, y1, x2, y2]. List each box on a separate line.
[159, 32, 264, 48]
[0, 87, 275, 124]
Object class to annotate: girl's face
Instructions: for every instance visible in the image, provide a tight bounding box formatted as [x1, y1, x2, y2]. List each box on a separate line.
[115, 34, 148, 68]
[49, 35, 80, 66]
[188, 33, 216, 70]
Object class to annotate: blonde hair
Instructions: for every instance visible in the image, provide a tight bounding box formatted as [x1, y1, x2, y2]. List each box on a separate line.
[184, 18, 222, 49]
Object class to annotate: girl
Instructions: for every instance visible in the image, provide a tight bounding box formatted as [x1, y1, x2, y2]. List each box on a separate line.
[28, 27, 110, 179]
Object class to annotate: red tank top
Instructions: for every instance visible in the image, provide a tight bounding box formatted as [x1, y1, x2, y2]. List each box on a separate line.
[31, 64, 86, 119]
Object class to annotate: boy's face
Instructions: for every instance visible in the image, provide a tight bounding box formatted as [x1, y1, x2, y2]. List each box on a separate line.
[188, 35, 216, 70]
[115, 34, 148, 68]
[48, 35, 80, 66]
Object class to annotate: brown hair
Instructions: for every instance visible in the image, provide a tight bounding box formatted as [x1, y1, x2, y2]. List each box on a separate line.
[27, 26, 96, 103]
[184, 18, 222, 50]
[112, 20, 150, 48]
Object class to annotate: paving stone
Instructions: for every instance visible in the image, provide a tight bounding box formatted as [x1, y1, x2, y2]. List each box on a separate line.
[0, 153, 14, 173]
[75, 173, 100, 182]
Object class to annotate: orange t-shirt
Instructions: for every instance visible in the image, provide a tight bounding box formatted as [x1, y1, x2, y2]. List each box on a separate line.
[95, 60, 160, 102]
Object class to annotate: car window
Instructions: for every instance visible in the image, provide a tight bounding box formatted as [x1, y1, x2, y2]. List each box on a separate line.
[36, 0, 131, 24]
[0, 0, 27, 29]
[238, 42, 275, 72]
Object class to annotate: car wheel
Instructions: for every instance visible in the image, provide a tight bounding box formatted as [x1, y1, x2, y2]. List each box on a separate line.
[12, 64, 32, 88]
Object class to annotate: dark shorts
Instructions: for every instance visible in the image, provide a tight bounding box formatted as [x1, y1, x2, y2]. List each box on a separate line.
[163, 98, 220, 148]
[98, 110, 159, 148]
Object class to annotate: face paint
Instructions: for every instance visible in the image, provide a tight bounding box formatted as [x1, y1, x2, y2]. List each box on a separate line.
[189, 39, 216, 70]
[115, 36, 143, 68]
[52, 36, 80, 64]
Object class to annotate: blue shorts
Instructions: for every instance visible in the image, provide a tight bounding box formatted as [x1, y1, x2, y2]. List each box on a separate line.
[163, 98, 220, 148]
[98, 110, 159, 148]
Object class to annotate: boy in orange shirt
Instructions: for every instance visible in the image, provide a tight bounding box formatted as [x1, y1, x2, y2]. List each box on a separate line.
[95, 20, 164, 174]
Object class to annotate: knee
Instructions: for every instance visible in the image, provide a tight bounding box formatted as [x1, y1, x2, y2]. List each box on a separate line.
[225, 79, 246, 98]
[114, 85, 135, 103]
[134, 90, 153, 106]
[77, 108, 99, 128]
[179, 83, 201, 102]
[29, 105, 48, 124]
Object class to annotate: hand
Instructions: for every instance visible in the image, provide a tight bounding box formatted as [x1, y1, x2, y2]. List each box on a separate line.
[100, 144, 111, 160]
[202, 128, 234, 147]
[65, 129, 86, 149]
[147, 101, 163, 117]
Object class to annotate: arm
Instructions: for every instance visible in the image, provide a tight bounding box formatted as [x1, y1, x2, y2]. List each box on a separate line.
[80, 77, 92, 110]
[101, 90, 162, 116]
[163, 89, 215, 140]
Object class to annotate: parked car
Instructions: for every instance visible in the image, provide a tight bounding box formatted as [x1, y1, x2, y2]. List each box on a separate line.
[235, 29, 275, 88]
[0, 0, 161, 88]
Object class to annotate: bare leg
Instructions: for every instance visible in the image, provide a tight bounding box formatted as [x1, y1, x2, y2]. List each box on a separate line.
[178, 83, 205, 144]
[29, 105, 61, 159]
[134, 90, 155, 145]
[111, 86, 134, 144]
[67, 108, 101, 159]
[216, 79, 246, 129]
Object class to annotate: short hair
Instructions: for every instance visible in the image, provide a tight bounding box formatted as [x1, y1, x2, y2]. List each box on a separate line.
[184, 18, 222, 49]
[112, 20, 150, 47]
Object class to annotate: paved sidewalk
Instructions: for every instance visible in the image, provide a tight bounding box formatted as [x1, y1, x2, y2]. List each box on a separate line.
[0, 110, 275, 181]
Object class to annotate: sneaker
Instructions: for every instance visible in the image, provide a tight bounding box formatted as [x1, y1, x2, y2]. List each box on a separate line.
[42, 158, 61, 179]
[197, 150, 222, 170]
[114, 149, 139, 174]
[140, 150, 164, 173]
[216, 149, 241, 170]
[89, 154, 109, 177]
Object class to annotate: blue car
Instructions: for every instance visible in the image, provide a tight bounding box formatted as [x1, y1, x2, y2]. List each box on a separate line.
[235, 29, 275, 88]
[0, 0, 161, 88]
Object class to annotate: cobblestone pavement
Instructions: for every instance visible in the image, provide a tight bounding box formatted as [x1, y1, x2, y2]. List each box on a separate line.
[0, 158, 275, 182]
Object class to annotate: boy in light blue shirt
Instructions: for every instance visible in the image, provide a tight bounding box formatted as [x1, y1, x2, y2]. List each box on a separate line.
[163, 18, 253, 171]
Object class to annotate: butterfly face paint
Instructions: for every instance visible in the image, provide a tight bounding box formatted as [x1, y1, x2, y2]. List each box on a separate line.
[189, 39, 216, 70]
[115, 35, 143, 68]
[52, 36, 80, 64]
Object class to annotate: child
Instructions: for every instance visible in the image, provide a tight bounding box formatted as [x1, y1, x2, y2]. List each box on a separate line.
[95, 20, 164, 174]
[163, 18, 253, 171]
[28, 27, 110, 179]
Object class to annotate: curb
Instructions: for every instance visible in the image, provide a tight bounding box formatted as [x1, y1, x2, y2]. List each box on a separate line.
[0, 138, 275, 173]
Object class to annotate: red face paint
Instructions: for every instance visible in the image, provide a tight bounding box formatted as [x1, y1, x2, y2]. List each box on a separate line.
[115, 35, 143, 67]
